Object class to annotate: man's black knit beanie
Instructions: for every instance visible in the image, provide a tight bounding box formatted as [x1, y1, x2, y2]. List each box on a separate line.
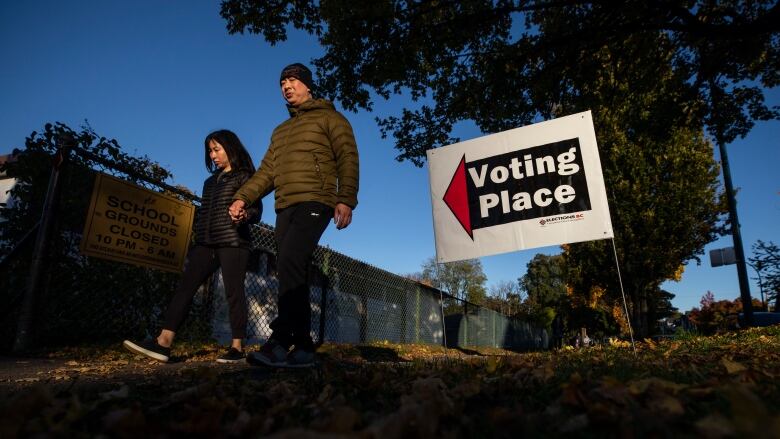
[280, 63, 315, 92]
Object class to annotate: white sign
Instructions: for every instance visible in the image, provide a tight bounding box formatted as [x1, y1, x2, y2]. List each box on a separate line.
[427, 111, 613, 263]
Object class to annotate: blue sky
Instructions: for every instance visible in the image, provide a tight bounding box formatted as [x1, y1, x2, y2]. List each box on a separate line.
[2, 1, 778, 312]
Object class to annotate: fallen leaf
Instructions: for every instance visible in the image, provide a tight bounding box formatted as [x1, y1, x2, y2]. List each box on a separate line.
[685, 387, 714, 399]
[532, 362, 555, 382]
[721, 358, 746, 374]
[695, 414, 734, 438]
[663, 342, 680, 358]
[646, 394, 685, 417]
[628, 378, 686, 396]
[14, 377, 40, 383]
[317, 384, 334, 404]
[485, 356, 500, 374]
[724, 385, 769, 426]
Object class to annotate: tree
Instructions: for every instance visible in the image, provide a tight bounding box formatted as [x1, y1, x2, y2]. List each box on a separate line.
[403, 271, 428, 285]
[562, 119, 725, 337]
[540, 26, 728, 338]
[420, 257, 487, 304]
[700, 291, 717, 309]
[518, 253, 579, 334]
[688, 293, 763, 335]
[0, 123, 173, 249]
[221, 0, 779, 164]
[749, 240, 780, 310]
[519, 253, 567, 309]
[650, 288, 678, 324]
[488, 279, 522, 315]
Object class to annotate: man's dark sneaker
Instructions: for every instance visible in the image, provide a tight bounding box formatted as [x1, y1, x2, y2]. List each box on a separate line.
[286, 347, 316, 368]
[246, 340, 288, 367]
[216, 347, 245, 364]
[123, 339, 170, 362]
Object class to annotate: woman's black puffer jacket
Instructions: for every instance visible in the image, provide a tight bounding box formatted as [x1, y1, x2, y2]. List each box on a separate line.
[194, 170, 260, 248]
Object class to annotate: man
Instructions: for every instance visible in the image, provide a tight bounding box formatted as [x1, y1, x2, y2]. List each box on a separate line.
[229, 63, 359, 367]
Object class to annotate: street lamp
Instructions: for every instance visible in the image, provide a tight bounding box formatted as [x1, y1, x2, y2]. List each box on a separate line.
[747, 261, 766, 311]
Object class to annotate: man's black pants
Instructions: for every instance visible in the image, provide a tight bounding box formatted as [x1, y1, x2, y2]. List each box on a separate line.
[163, 245, 250, 339]
[270, 201, 333, 351]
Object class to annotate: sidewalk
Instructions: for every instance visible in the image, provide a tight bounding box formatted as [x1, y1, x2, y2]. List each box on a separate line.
[0, 354, 252, 393]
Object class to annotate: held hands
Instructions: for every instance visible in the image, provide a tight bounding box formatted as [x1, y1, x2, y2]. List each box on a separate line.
[228, 200, 247, 224]
[231, 200, 350, 227]
[334, 203, 352, 230]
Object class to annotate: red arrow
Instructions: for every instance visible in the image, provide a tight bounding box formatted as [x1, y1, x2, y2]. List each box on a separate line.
[443, 155, 473, 239]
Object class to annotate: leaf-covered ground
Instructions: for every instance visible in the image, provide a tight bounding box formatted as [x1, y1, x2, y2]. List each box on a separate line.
[1, 326, 779, 438]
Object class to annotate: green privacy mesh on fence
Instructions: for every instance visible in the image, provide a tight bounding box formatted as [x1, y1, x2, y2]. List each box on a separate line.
[1, 141, 548, 352]
[208, 230, 449, 346]
[442, 299, 549, 350]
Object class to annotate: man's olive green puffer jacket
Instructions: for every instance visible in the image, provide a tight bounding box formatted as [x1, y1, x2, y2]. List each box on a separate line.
[233, 98, 359, 211]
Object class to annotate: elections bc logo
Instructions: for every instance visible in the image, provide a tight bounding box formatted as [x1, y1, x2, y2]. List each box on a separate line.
[539, 213, 585, 226]
[443, 138, 592, 239]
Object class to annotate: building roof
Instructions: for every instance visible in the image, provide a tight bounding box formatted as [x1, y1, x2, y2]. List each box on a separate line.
[0, 153, 19, 179]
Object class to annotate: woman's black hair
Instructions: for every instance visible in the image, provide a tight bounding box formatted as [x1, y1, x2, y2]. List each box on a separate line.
[204, 129, 256, 174]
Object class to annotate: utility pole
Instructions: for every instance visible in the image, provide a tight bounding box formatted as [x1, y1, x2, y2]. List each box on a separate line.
[716, 138, 754, 327]
[709, 80, 754, 327]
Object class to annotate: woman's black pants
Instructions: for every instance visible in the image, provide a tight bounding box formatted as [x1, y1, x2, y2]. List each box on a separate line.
[162, 245, 250, 339]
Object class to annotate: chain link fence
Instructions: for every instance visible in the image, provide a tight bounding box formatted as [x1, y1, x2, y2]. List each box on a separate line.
[1, 141, 215, 351]
[1, 139, 548, 353]
[212, 232, 449, 346]
[441, 298, 549, 350]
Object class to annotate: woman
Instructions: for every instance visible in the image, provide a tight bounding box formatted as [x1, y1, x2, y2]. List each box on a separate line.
[124, 129, 260, 363]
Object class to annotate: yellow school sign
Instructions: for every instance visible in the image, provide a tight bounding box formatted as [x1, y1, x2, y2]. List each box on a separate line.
[80, 173, 195, 273]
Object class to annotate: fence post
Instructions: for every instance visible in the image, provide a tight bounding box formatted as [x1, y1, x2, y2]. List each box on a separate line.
[415, 286, 420, 344]
[398, 286, 407, 344]
[463, 302, 468, 347]
[492, 310, 496, 348]
[14, 133, 73, 352]
[359, 291, 368, 343]
[439, 290, 447, 348]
